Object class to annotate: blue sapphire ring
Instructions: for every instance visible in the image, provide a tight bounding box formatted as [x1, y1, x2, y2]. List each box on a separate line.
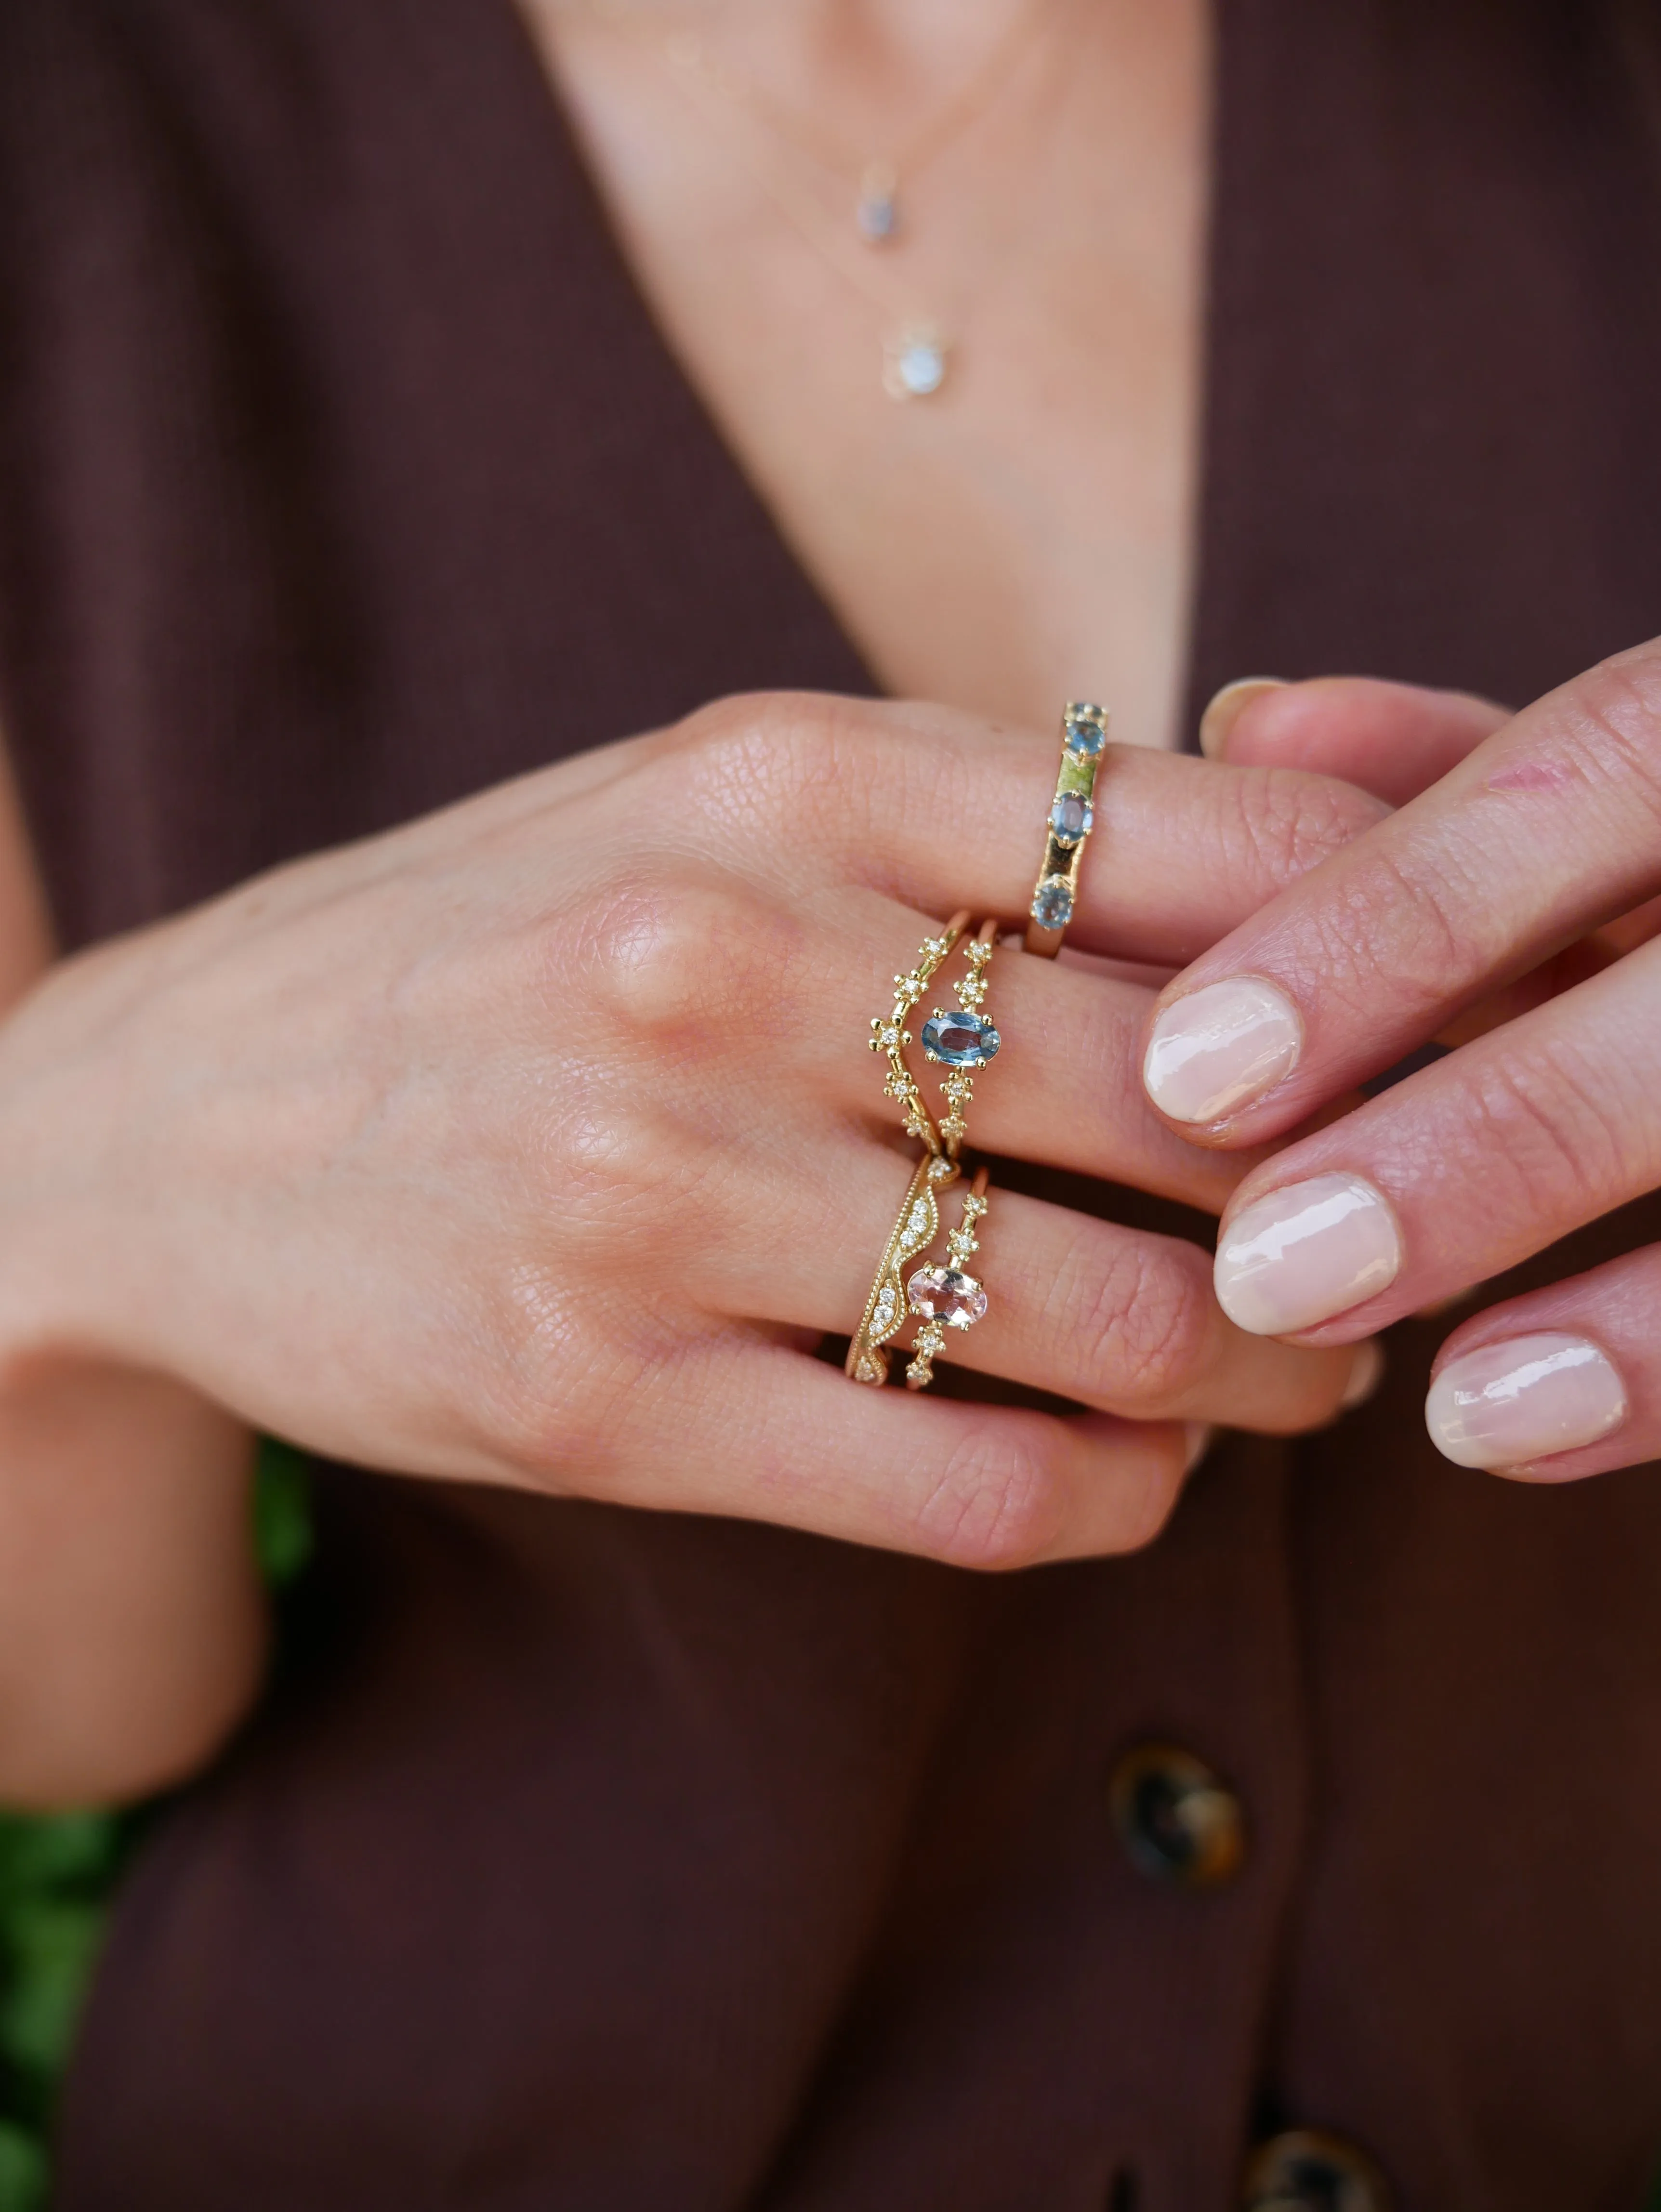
[919, 917, 1000, 1158]
[1025, 702, 1108, 957]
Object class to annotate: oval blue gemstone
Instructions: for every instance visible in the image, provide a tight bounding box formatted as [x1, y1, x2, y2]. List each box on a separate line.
[1031, 879, 1073, 928]
[921, 1011, 1001, 1067]
[1063, 714, 1107, 759]
[1051, 791, 1094, 846]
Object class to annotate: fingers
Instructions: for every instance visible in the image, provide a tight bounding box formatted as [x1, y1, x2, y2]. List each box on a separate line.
[596, 1330, 1194, 1569]
[1206, 936, 1661, 1343]
[824, 892, 1256, 1212]
[704, 1140, 1369, 1435]
[596, 873, 1256, 1213]
[662, 693, 1388, 966]
[1424, 1245, 1661, 1482]
[1141, 639, 1661, 1144]
[1200, 676, 1508, 803]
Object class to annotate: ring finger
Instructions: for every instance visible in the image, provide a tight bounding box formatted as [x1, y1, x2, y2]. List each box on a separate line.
[707, 1134, 1371, 1433]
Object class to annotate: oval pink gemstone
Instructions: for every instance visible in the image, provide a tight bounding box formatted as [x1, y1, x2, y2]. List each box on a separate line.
[907, 1265, 988, 1330]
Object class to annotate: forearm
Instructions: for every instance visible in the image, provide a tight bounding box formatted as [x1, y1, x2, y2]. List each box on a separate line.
[0, 1349, 265, 1809]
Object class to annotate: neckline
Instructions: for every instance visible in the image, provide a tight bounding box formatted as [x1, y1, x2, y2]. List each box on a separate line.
[484, 0, 1221, 753]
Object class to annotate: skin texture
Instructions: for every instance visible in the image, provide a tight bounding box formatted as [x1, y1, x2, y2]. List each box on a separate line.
[0, 694, 1400, 1806]
[525, 0, 1209, 747]
[1148, 648, 1661, 1483]
[0, 0, 1224, 1809]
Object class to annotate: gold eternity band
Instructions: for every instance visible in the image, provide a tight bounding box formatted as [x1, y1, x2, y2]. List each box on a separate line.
[1025, 701, 1108, 957]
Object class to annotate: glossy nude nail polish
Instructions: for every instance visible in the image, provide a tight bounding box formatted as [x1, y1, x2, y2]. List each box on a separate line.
[1143, 977, 1303, 1125]
[1425, 1333, 1627, 1470]
[1214, 1173, 1402, 1336]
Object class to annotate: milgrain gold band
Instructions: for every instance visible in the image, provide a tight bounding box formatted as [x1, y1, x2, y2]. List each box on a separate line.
[1024, 701, 1108, 957]
[869, 908, 972, 1157]
[905, 1167, 992, 1391]
[846, 1150, 961, 1386]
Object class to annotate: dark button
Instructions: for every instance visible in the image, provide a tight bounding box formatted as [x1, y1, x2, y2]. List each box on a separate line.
[1241, 2130, 1394, 2212]
[1108, 1742, 1245, 1888]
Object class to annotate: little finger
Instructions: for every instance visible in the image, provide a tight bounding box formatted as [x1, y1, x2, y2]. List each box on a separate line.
[1424, 1246, 1661, 1481]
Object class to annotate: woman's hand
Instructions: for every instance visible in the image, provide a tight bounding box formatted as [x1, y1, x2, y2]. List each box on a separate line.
[0, 693, 1387, 1586]
[1141, 643, 1661, 1480]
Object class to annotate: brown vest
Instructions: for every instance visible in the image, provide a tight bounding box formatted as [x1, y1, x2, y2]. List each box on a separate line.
[2, 1, 1661, 2204]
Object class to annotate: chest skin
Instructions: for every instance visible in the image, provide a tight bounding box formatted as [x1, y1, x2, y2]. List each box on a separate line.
[523, 0, 1210, 750]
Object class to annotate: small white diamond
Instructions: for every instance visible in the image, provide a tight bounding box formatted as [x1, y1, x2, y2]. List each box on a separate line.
[883, 328, 949, 401]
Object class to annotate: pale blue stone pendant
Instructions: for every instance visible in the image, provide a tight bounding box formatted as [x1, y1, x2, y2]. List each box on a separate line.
[857, 164, 899, 244]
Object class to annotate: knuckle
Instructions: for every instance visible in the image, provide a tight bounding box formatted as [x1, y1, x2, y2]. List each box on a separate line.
[662, 690, 873, 836]
[1225, 765, 1386, 895]
[1292, 844, 1475, 1027]
[1049, 1230, 1214, 1409]
[909, 1427, 1067, 1572]
[466, 1272, 636, 1490]
[1556, 649, 1661, 824]
[1454, 1037, 1638, 1228]
[572, 870, 789, 1037]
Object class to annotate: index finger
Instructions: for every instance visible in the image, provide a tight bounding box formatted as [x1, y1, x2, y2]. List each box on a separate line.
[1138, 640, 1661, 1142]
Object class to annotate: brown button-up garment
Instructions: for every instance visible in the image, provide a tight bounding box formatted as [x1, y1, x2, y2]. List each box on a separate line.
[1, 1, 1660, 2205]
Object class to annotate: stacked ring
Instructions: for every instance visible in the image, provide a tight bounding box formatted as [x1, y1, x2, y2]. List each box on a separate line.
[904, 1168, 992, 1390]
[919, 918, 1000, 1157]
[845, 1153, 953, 1386]
[1025, 701, 1108, 957]
[869, 908, 972, 1156]
[851, 918, 1002, 1389]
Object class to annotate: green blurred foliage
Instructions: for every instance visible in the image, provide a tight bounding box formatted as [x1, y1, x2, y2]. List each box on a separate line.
[0, 1437, 312, 2209]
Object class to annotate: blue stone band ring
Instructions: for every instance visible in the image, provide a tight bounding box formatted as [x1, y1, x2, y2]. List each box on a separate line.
[1024, 701, 1109, 957]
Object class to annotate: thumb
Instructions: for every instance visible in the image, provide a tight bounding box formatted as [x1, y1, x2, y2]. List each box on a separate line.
[1198, 676, 1509, 805]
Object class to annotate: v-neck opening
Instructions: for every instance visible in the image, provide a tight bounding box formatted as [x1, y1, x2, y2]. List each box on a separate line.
[487, 0, 1222, 754]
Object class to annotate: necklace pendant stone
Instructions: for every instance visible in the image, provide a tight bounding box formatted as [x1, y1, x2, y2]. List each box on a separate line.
[857, 163, 898, 245]
[883, 327, 949, 401]
[857, 189, 897, 243]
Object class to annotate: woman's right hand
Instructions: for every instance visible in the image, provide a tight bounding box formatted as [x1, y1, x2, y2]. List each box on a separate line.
[0, 693, 1387, 1575]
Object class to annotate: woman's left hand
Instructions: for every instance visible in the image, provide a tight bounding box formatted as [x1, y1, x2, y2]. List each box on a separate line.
[1139, 641, 1661, 1481]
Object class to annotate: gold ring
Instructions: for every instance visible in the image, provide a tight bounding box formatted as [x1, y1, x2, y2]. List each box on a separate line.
[905, 1167, 992, 1390]
[869, 909, 972, 1156]
[920, 917, 1000, 1157]
[846, 1152, 959, 1386]
[1025, 701, 1108, 957]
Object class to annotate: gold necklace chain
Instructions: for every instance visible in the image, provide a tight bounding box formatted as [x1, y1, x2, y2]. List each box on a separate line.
[657, 0, 1062, 245]
[583, 0, 1069, 398]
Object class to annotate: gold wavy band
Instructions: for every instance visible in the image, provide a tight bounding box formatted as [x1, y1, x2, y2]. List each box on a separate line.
[846, 1151, 960, 1386]
[868, 909, 971, 1157]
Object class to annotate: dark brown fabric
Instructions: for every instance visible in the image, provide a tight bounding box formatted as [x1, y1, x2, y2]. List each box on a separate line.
[0, 1, 1659, 2205]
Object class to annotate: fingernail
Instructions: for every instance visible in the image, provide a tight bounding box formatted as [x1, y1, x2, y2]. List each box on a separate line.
[1198, 677, 1287, 760]
[1143, 976, 1303, 1124]
[1342, 1339, 1385, 1409]
[1425, 1333, 1627, 1471]
[1183, 1421, 1215, 1473]
[1215, 1173, 1402, 1336]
